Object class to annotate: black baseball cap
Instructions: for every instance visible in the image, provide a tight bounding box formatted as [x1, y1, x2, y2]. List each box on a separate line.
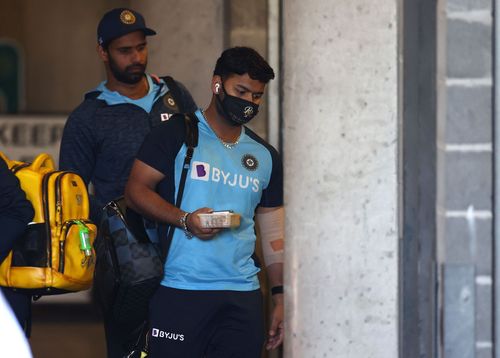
[97, 8, 156, 46]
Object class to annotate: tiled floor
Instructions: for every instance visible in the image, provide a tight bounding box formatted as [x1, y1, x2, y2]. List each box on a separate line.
[27, 302, 282, 358]
[29, 304, 106, 358]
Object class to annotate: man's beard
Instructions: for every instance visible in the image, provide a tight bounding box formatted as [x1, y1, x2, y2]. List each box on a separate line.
[108, 55, 146, 85]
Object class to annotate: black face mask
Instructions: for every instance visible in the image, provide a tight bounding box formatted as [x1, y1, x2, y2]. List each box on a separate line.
[216, 84, 259, 125]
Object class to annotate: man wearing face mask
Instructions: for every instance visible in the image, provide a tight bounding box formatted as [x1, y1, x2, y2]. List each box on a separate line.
[59, 8, 196, 358]
[125, 47, 285, 357]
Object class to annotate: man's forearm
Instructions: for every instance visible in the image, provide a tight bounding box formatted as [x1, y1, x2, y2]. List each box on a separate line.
[125, 183, 184, 228]
[266, 262, 284, 304]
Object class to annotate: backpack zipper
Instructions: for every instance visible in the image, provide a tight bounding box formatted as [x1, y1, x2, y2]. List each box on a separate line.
[104, 201, 126, 278]
[11, 162, 31, 173]
[58, 219, 92, 273]
[42, 171, 59, 268]
[55, 172, 73, 229]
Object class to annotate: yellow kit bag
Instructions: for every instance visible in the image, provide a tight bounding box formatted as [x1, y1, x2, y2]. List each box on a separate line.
[0, 152, 96, 294]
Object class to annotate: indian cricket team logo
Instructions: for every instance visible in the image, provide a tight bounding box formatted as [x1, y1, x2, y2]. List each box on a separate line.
[243, 106, 254, 118]
[241, 154, 258, 171]
[163, 94, 176, 108]
[120, 10, 136, 25]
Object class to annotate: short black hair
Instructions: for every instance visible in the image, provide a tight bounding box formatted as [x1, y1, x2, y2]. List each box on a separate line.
[214, 47, 275, 83]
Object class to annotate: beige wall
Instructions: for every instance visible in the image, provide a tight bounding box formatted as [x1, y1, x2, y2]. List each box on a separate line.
[226, 0, 269, 138]
[132, 0, 224, 109]
[0, 0, 271, 132]
[0, 0, 126, 113]
[0, 1, 23, 41]
[0, 0, 226, 113]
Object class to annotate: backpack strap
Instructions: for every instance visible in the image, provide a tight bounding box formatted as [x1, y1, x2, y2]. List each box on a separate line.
[161, 113, 199, 260]
[162, 76, 184, 113]
[84, 90, 101, 100]
[175, 113, 199, 205]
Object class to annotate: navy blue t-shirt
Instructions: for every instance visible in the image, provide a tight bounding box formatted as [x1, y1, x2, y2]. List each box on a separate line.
[59, 75, 196, 222]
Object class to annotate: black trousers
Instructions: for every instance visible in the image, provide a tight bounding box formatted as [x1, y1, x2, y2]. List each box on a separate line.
[102, 313, 144, 358]
[1, 287, 31, 336]
[149, 287, 264, 358]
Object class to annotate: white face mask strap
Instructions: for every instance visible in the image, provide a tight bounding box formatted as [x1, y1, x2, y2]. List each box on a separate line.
[256, 207, 284, 267]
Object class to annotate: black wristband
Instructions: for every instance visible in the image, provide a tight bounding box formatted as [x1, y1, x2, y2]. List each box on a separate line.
[271, 285, 284, 295]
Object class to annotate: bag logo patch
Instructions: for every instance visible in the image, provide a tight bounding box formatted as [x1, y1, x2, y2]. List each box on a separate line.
[163, 94, 177, 109]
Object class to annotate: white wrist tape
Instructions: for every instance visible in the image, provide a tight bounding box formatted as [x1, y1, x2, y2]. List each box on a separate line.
[256, 207, 284, 267]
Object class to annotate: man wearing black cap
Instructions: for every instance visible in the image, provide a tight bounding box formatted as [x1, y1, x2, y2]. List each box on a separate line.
[59, 7, 197, 358]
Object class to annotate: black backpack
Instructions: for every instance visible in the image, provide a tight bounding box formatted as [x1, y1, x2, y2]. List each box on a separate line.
[93, 113, 198, 323]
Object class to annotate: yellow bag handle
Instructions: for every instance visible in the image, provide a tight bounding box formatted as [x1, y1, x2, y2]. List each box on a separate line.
[0, 151, 9, 164]
[30, 153, 55, 171]
[0, 152, 15, 169]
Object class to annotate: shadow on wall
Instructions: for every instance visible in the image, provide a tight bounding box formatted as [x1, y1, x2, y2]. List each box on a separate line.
[0, 42, 21, 114]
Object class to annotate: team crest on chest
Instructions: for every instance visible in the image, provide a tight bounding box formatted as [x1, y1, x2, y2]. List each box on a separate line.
[241, 154, 258, 171]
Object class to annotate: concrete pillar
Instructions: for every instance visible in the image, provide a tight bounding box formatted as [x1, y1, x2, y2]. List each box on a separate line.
[283, 1, 399, 357]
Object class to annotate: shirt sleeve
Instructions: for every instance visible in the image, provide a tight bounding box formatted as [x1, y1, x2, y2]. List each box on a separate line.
[136, 115, 186, 175]
[175, 80, 198, 113]
[259, 147, 284, 208]
[59, 105, 97, 185]
[58, 102, 103, 220]
[0, 159, 34, 264]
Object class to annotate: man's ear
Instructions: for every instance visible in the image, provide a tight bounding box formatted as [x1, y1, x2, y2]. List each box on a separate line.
[97, 45, 108, 62]
[211, 75, 222, 95]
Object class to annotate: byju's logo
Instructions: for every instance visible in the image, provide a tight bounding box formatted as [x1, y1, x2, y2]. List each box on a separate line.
[190, 161, 260, 192]
[191, 161, 210, 181]
[151, 328, 185, 341]
[160, 113, 172, 121]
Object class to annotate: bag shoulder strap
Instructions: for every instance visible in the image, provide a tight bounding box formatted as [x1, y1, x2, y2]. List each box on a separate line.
[161, 113, 199, 260]
[175, 113, 199, 208]
[162, 76, 185, 113]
